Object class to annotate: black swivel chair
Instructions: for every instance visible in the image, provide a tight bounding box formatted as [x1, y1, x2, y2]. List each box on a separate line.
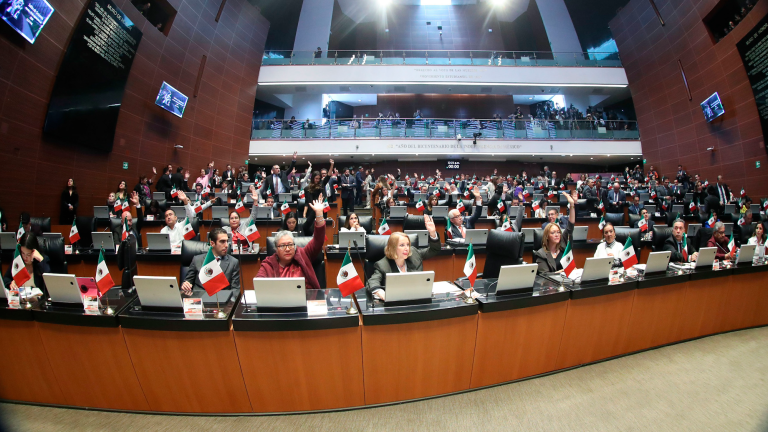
[364, 234, 418, 283]
[738, 224, 756, 246]
[338, 215, 373, 233]
[403, 215, 427, 232]
[266, 236, 326, 288]
[697, 227, 714, 251]
[614, 227, 641, 258]
[532, 228, 545, 251]
[727, 213, 742, 224]
[628, 213, 642, 228]
[30, 217, 51, 233]
[74, 216, 96, 248]
[478, 230, 525, 279]
[604, 212, 625, 227]
[652, 226, 674, 252]
[180, 240, 209, 282]
[37, 236, 67, 274]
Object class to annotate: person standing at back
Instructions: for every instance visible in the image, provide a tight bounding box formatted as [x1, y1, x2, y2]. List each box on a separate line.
[340, 167, 356, 216]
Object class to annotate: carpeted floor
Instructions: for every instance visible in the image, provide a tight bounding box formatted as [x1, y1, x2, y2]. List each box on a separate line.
[2, 326, 768, 432]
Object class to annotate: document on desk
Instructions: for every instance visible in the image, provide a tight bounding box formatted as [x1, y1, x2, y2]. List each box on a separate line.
[567, 268, 583, 281]
[307, 300, 328, 316]
[432, 281, 462, 294]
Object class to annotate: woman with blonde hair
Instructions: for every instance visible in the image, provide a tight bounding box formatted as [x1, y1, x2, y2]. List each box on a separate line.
[366, 216, 440, 301]
[533, 190, 577, 274]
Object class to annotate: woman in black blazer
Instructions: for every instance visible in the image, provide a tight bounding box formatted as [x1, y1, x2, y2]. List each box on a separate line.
[423, 194, 439, 216]
[3, 233, 50, 300]
[533, 191, 577, 274]
[704, 184, 721, 216]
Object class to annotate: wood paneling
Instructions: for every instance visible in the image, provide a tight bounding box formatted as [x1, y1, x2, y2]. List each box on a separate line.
[471, 301, 569, 388]
[121, 328, 252, 413]
[36, 323, 149, 410]
[676, 276, 731, 340]
[721, 272, 768, 331]
[623, 282, 689, 353]
[362, 314, 477, 404]
[234, 327, 365, 412]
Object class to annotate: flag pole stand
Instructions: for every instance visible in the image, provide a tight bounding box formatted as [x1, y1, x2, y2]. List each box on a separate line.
[346, 293, 359, 315]
[24, 287, 33, 309]
[463, 285, 477, 304]
[215, 298, 226, 318]
[103, 290, 114, 315]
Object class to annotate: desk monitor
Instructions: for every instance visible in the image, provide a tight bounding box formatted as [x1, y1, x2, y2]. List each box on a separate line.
[254, 207, 274, 219]
[338, 230, 365, 248]
[395, 181, 405, 187]
[696, 247, 716, 267]
[725, 204, 736, 214]
[581, 257, 613, 282]
[432, 206, 449, 218]
[572, 226, 588, 241]
[153, 192, 166, 201]
[389, 206, 408, 218]
[687, 224, 702, 238]
[0, 276, 6, 298]
[0, 232, 17, 250]
[146, 233, 172, 251]
[545, 206, 560, 215]
[427, 186, 437, 194]
[496, 264, 537, 294]
[404, 230, 428, 247]
[91, 232, 115, 251]
[215, 193, 228, 203]
[672, 205, 684, 214]
[211, 206, 229, 220]
[464, 229, 489, 245]
[525, 186, 534, 194]
[253, 277, 306, 310]
[278, 193, 293, 203]
[171, 206, 187, 216]
[521, 228, 535, 244]
[413, 193, 427, 203]
[43, 274, 83, 304]
[723, 223, 734, 236]
[645, 204, 656, 214]
[738, 244, 756, 264]
[384, 271, 434, 305]
[644, 251, 671, 273]
[750, 204, 761, 214]
[507, 206, 522, 218]
[533, 194, 544, 203]
[685, 193, 693, 201]
[94, 206, 110, 219]
[640, 193, 650, 202]
[134, 276, 183, 310]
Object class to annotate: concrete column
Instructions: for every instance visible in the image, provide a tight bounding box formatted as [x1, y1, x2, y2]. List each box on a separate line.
[293, 0, 334, 59]
[535, 0, 583, 65]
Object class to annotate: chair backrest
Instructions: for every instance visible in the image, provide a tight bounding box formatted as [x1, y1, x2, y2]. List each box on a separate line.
[338, 215, 373, 233]
[180, 240, 210, 282]
[604, 213, 624, 227]
[652, 226, 674, 251]
[109, 217, 122, 235]
[74, 216, 96, 247]
[728, 213, 741, 223]
[532, 228, 545, 251]
[697, 227, 714, 250]
[614, 227, 641, 257]
[265, 235, 326, 288]
[37, 236, 66, 274]
[738, 224, 755, 245]
[628, 213, 641, 228]
[483, 230, 525, 279]
[364, 233, 418, 280]
[403, 214, 426, 231]
[30, 217, 51, 233]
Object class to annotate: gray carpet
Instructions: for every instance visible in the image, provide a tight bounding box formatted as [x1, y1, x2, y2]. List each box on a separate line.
[3, 326, 768, 432]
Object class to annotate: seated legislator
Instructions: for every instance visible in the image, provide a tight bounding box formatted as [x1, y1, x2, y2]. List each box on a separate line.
[707, 221, 735, 261]
[180, 228, 240, 295]
[447, 187, 483, 239]
[628, 195, 644, 215]
[19, 212, 44, 237]
[3, 232, 49, 299]
[261, 196, 280, 219]
[540, 206, 569, 231]
[748, 221, 767, 259]
[663, 219, 698, 263]
[280, 212, 314, 236]
[635, 208, 655, 241]
[160, 190, 202, 247]
[255, 199, 327, 289]
[366, 215, 441, 301]
[594, 222, 623, 266]
[533, 191, 577, 274]
[223, 186, 259, 246]
[422, 194, 440, 216]
[340, 212, 366, 233]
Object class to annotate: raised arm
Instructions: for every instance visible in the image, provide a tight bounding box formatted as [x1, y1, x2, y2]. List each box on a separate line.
[565, 190, 577, 225]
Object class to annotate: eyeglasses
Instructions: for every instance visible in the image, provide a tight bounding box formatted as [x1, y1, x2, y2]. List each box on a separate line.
[276, 243, 295, 250]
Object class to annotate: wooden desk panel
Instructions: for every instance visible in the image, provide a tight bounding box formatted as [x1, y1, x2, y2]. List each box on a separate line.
[555, 290, 635, 369]
[623, 282, 689, 353]
[471, 301, 569, 388]
[36, 323, 149, 410]
[68, 259, 120, 280]
[326, 254, 365, 289]
[137, 260, 180, 280]
[721, 272, 768, 331]
[239, 258, 261, 290]
[0, 320, 65, 405]
[451, 249, 486, 280]
[234, 327, 365, 412]
[122, 328, 252, 413]
[676, 276, 731, 341]
[362, 314, 477, 405]
[423, 254, 454, 282]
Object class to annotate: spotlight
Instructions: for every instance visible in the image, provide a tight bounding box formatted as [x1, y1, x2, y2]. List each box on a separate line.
[380, 0, 391, 6]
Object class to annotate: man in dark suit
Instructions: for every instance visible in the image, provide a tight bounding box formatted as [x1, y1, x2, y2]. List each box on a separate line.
[676, 165, 689, 189]
[447, 187, 483, 239]
[606, 182, 626, 214]
[715, 175, 731, 205]
[628, 195, 644, 215]
[261, 152, 297, 199]
[222, 165, 235, 186]
[541, 207, 569, 231]
[156, 167, 173, 200]
[340, 167, 356, 216]
[656, 177, 672, 203]
[180, 227, 240, 295]
[171, 167, 191, 196]
[116, 192, 143, 289]
[355, 166, 365, 206]
[663, 219, 698, 263]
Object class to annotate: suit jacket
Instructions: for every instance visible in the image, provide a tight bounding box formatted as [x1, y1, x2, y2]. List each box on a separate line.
[715, 183, 731, 203]
[633, 218, 654, 231]
[340, 174, 356, 199]
[628, 203, 644, 215]
[606, 190, 626, 213]
[261, 160, 297, 198]
[156, 174, 173, 199]
[663, 236, 695, 263]
[532, 220, 575, 274]
[366, 235, 441, 293]
[185, 253, 241, 291]
[448, 204, 482, 239]
[355, 171, 364, 187]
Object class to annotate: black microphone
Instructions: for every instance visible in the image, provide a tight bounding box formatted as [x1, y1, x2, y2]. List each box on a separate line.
[351, 239, 367, 284]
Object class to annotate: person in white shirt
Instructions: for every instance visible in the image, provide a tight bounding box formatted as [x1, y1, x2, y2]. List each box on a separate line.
[161, 191, 213, 247]
[340, 212, 366, 233]
[594, 223, 624, 265]
[747, 221, 767, 259]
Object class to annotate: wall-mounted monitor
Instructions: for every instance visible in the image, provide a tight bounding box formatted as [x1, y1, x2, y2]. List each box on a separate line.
[446, 161, 461, 170]
[700, 92, 725, 123]
[1, 0, 54, 44]
[155, 82, 188, 118]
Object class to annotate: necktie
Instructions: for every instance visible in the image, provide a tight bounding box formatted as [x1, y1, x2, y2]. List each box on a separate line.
[678, 242, 682, 253]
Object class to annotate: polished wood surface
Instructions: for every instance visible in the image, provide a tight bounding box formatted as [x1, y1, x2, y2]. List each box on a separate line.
[471, 301, 569, 388]
[234, 327, 365, 412]
[121, 328, 252, 413]
[623, 282, 689, 353]
[676, 276, 731, 341]
[68, 259, 120, 280]
[0, 320, 65, 405]
[362, 314, 477, 404]
[137, 260, 180, 280]
[555, 290, 635, 369]
[721, 272, 768, 331]
[36, 323, 149, 410]
[423, 254, 454, 282]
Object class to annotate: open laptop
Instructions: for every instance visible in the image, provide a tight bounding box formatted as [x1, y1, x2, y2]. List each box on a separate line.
[672, 205, 684, 215]
[572, 226, 589, 241]
[338, 230, 365, 248]
[278, 193, 293, 203]
[146, 233, 172, 251]
[152, 192, 165, 201]
[413, 193, 427, 203]
[696, 247, 717, 268]
[389, 206, 408, 218]
[738, 244, 756, 264]
[171, 206, 187, 216]
[211, 206, 229, 220]
[581, 257, 613, 282]
[253, 277, 306, 311]
[725, 204, 736, 214]
[463, 229, 489, 245]
[134, 276, 183, 310]
[496, 264, 538, 294]
[254, 207, 275, 219]
[0, 232, 17, 250]
[639, 193, 650, 202]
[431, 206, 449, 218]
[723, 223, 734, 236]
[94, 206, 110, 219]
[521, 227, 535, 244]
[687, 223, 702, 237]
[91, 232, 116, 251]
[645, 204, 656, 214]
[214, 193, 228, 203]
[384, 271, 435, 305]
[43, 274, 84, 304]
[404, 230, 428, 247]
[750, 204, 761, 214]
[644, 251, 671, 273]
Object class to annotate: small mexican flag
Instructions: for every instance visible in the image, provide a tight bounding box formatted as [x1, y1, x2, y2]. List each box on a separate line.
[598, 200, 605, 211]
[523, 190, 531, 199]
[763, 198, 768, 211]
[182, 218, 195, 240]
[532, 200, 540, 212]
[16, 221, 24, 241]
[415, 199, 425, 213]
[560, 183, 566, 190]
[456, 200, 465, 213]
[728, 232, 736, 253]
[432, 188, 439, 196]
[598, 215, 606, 231]
[547, 189, 555, 199]
[95, 247, 114, 295]
[446, 219, 454, 239]
[122, 200, 129, 211]
[703, 179, 709, 187]
[378, 218, 391, 235]
[299, 189, 305, 199]
[113, 199, 122, 212]
[11, 244, 30, 287]
[240, 218, 260, 243]
[322, 198, 330, 213]
[171, 186, 178, 198]
[497, 200, 505, 213]
[463, 189, 470, 199]
[682, 234, 689, 262]
[660, 199, 668, 211]
[638, 217, 648, 232]
[560, 241, 576, 277]
[689, 200, 697, 212]
[620, 237, 638, 270]
[741, 188, 746, 197]
[69, 219, 80, 244]
[266, 187, 272, 197]
[501, 220, 513, 232]
[336, 250, 363, 297]
[234, 197, 246, 214]
[706, 212, 716, 228]
[193, 201, 203, 214]
[121, 218, 130, 241]
[650, 190, 657, 199]
[198, 247, 229, 296]
[281, 200, 291, 215]
[463, 243, 477, 286]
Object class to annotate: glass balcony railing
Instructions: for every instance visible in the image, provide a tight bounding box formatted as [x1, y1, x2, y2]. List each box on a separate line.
[251, 118, 639, 140]
[261, 50, 622, 67]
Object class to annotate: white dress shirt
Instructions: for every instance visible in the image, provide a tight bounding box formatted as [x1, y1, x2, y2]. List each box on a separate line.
[594, 240, 624, 259]
[160, 203, 200, 247]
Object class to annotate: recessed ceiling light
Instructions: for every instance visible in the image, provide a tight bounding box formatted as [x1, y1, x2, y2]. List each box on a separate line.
[528, 97, 533, 100]
[358, 100, 362, 102]
[590, 157, 594, 160]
